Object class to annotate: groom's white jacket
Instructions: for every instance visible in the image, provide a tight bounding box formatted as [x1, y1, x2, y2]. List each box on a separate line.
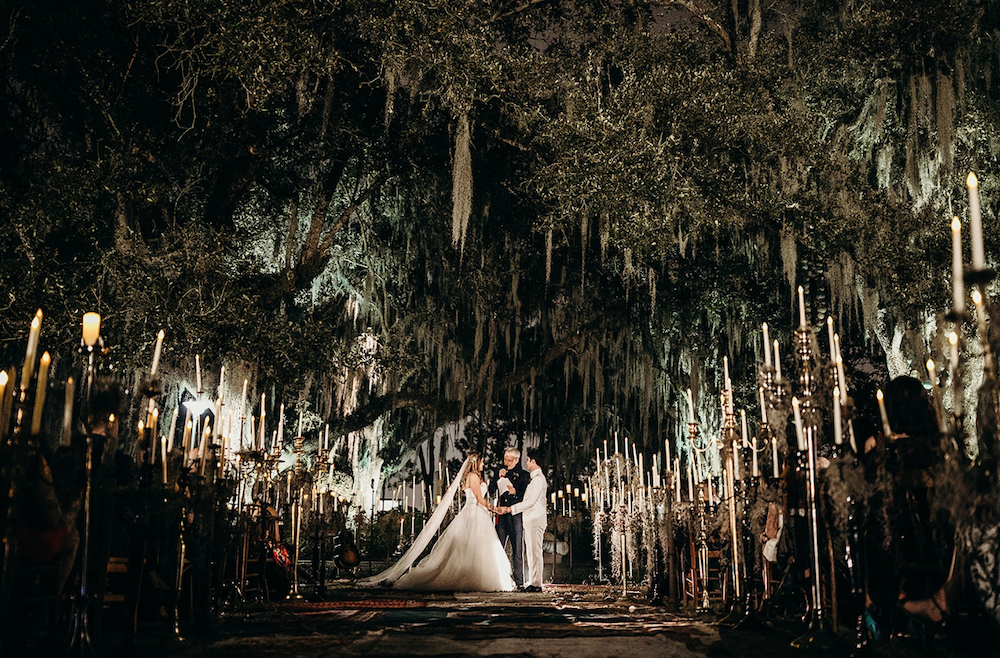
[510, 469, 547, 529]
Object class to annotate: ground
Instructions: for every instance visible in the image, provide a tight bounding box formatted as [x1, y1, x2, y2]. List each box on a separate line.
[136, 582, 986, 658]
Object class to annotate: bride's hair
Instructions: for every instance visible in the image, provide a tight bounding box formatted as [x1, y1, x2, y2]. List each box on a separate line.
[463, 452, 483, 488]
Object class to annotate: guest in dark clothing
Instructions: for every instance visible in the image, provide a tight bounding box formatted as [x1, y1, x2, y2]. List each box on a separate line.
[487, 447, 529, 588]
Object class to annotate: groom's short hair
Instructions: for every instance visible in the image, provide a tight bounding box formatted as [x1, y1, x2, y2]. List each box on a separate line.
[503, 447, 520, 460]
[526, 447, 543, 468]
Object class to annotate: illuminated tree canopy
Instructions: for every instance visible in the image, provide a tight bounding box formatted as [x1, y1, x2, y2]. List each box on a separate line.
[1, 0, 998, 475]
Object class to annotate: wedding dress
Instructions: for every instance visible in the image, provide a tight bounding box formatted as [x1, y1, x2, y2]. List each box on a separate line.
[359, 458, 514, 592]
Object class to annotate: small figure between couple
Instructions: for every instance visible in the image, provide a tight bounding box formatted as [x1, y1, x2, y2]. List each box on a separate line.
[358, 447, 547, 592]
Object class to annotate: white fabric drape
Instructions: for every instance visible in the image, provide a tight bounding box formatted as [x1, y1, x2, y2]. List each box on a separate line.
[357, 457, 470, 587]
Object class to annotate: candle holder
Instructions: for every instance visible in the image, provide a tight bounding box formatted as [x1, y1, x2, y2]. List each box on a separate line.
[733, 475, 767, 631]
[286, 486, 304, 600]
[790, 430, 837, 650]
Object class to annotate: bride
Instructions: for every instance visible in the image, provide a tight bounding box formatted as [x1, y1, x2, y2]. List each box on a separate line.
[358, 453, 515, 591]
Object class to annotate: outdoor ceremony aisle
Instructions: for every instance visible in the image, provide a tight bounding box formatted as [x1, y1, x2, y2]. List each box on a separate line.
[146, 583, 973, 658]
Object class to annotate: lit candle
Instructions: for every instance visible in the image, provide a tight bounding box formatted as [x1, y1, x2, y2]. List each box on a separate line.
[877, 389, 892, 437]
[759, 386, 767, 424]
[277, 403, 285, 447]
[687, 462, 694, 501]
[603, 438, 608, 462]
[740, 409, 749, 447]
[949, 331, 960, 377]
[751, 436, 759, 477]
[0, 371, 7, 435]
[298, 408, 303, 437]
[792, 396, 805, 451]
[182, 418, 193, 466]
[664, 437, 671, 466]
[195, 354, 202, 392]
[724, 356, 732, 393]
[22, 312, 42, 389]
[200, 424, 211, 475]
[687, 388, 696, 424]
[973, 289, 989, 350]
[707, 473, 714, 505]
[596, 447, 601, 474]
[615, 431, 620, 454]
[772, 431, 779, 478]
[798, 285, 807, 328]
[762, 323, 771, 367]
[30, 351, 50, 435]
[150, 329, 165, 377]
[62, 377, 74, 446]
[161, 437, 168, 484]
[833, 386, 843, 445]
[773, 340, 782, 381]
[968, 172, 984, 270]
[952, 216, 966, 314]
[827, 317, 836, 359]
[81, 311, 99, 347]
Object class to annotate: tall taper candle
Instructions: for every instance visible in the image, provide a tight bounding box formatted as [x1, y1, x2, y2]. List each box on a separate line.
[827, 317, 836, 359]
[759, 386, 767, 424]
[876, 389, 892, 437]
[30, 351, 50, 434]
[62, 377, 74, 446]
[792, 396, 805, 451]
[762, 323, 771, 367]
[687, 388, 696, 424]
[22, 312, 42, 389]
[798, 285, 807, 328]
[952, 216, 966, 314]
[740, 409, 749, 447]
[772, 429, 779, 478]
[150, 329, 165, 377]
[752, 436, 759, 477]
[833, 386, 843, 445]
[968, 172, 984, 270]
[773, 340, 782, 381]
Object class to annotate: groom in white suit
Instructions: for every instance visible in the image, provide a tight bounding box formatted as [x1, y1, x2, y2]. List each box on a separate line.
[498, 447, 547, 592]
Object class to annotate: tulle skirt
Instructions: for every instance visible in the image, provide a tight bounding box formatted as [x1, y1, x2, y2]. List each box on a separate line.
[393, 502, 514, 592]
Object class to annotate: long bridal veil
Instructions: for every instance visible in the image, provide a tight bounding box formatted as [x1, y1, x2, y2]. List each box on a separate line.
[357, 457, 471, 587]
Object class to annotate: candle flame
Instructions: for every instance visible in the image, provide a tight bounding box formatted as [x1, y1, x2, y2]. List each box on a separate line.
[834, 386, 840, 399]
[0, 371, 7, 385]
[948, 331, 959, 346]
[31, 317, 39, 329]
[973, 289, 983, 305]
[40, 351, 50, 365]
[157, 329, 165, 340]
[927, 359, 936, 373]
[952, 216, 961, 232]
[876, 389, 884, 402]
[968, 171, 978, 188]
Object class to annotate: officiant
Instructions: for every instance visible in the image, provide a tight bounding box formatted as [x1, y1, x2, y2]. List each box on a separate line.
[488, 447, 530, 589]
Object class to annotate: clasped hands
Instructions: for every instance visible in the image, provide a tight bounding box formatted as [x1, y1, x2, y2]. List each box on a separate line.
[494, 506, 512, 515]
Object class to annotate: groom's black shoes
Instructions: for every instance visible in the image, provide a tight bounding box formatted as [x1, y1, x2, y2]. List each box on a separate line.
[522, 585, 542, 592]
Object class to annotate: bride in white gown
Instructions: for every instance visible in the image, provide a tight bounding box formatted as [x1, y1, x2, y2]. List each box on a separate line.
[358, 453, 514, 592]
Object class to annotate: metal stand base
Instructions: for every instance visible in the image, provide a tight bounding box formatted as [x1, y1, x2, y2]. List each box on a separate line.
[790, 620, 840, 651]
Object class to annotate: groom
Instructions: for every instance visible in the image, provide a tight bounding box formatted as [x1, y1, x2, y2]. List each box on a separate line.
[498, 447, 547, 592]
[488, 447, 529, 588]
